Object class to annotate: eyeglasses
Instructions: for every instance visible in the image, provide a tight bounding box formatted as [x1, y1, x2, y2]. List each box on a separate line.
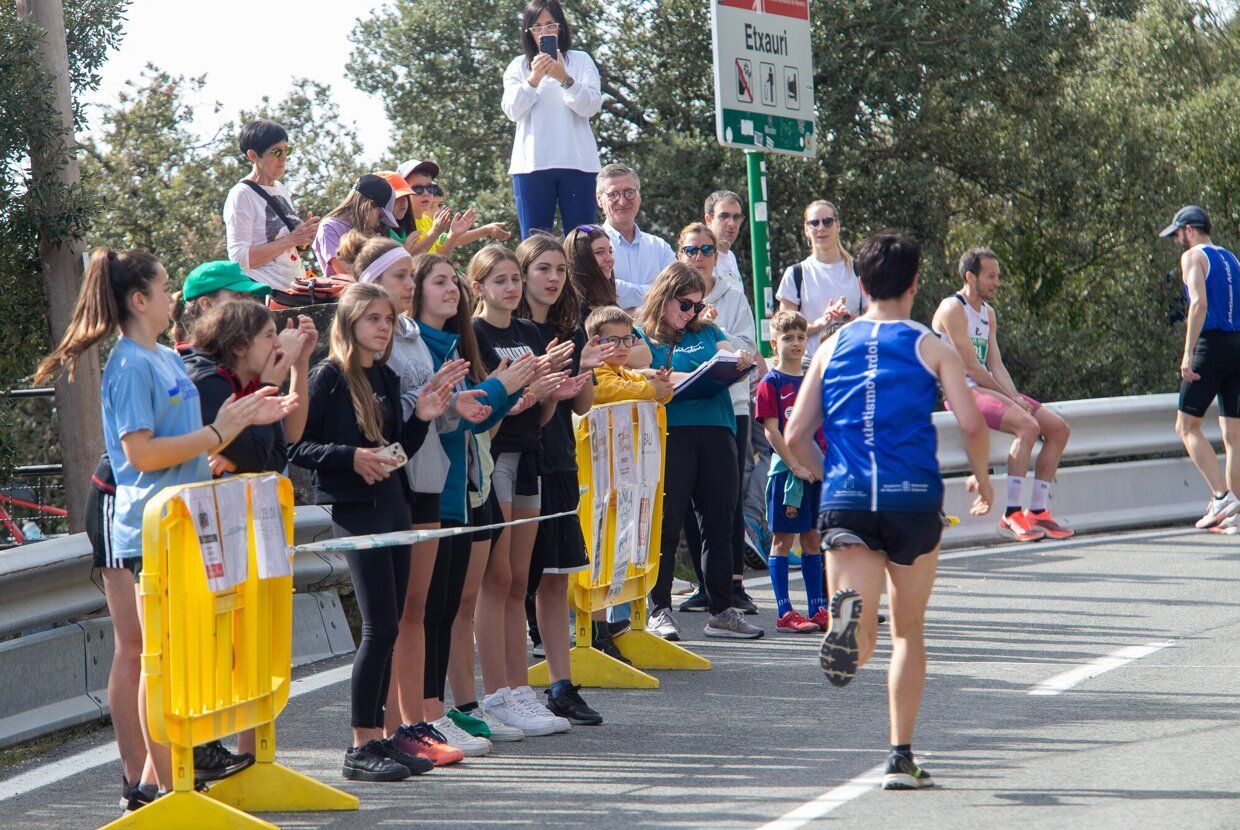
[806, 217, 837, 229]
[712, 211, 745, 222]
[680, 244, 716, 258]
[598, 334, 639, 347]
[675, 298, 706, 314]
[602, 188, 639, 203]
[526, 22, 560, 33]
[267, 147, 291, 159]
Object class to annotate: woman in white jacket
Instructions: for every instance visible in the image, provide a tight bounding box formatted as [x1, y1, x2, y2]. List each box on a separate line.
[501, 1, 602, 238]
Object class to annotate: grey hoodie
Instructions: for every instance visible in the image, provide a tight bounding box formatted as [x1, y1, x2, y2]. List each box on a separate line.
[705, 275, 758, 415]
[388, 316, 459, 494]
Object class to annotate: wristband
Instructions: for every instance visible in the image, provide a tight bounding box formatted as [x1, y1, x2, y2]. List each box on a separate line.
[207, 424, 223, 444]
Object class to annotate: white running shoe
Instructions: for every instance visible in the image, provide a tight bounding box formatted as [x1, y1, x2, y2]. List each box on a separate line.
[1209, 512, 1240, 536]
[482, 687, 561, 737]
[431, 716, 492, 757]
[474, 707, 525, 742]
[1196, 491, 1239, 528]
[512, 685, 571, 734]
[647, 607, 681, 641]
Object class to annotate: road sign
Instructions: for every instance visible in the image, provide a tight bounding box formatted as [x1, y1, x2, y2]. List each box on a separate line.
[711, 0, 815, 157]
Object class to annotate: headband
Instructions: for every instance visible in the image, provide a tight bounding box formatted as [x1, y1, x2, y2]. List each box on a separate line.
[358, 247, 413, 284]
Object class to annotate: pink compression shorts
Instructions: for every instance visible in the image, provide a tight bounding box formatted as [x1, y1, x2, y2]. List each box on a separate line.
[945, 389, 1042, 432]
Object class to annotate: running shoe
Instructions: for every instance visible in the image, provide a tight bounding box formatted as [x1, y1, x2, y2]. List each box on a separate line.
[432, 716, 492, 757]
[677, 589, 708, 612]
[704, 607, 764, 639]
[607, 619, 632, 638]
[391, 722, 463, 766]
[591, 631, 632, 665]
[732, 584, 760, 615]
[482, 687, 562, 737]
[545, 684, 604, 726]
[647, 607, 682, 641]
[512, 685, 572, 733]
[809, 607, 830, 631]
[999, 510, 1047, 542]
[1196, 491, 1239, 529]
[447, 706, 491, 739]
[379, 737, 436, 775]
[531, 641, 546, 658]
[1028, 510, 1075, 539]
[122, 783, 158, 814]
[473, 705, 525, 742]
[193, 740, 255, 784]
[776, 610, 820, 633]
[881, 753, 935, 790]
[1208, 513, 1240, 535]
[819, 588, 862, 687]
[119, 776, 157, 809]
[343, 740, 411, 782]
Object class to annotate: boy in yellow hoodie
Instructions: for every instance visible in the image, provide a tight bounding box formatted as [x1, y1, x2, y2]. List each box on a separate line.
[585, 306, 674, 404]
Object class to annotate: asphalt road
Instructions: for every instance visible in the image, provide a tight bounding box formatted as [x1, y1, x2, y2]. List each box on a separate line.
[2, 526, 1237, 829]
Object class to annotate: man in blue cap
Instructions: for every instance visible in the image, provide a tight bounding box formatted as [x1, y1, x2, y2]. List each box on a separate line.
[1161, 205, 1240, 532]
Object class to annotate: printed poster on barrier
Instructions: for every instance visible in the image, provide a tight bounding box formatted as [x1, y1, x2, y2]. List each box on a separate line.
[609, 405, 638, 600]
[183, 488, 227, 592]
[252, 475, 292, 579]
[588, 407, 612, 583]
[214, 478, 250, 588]
[636, 402, 661, 564]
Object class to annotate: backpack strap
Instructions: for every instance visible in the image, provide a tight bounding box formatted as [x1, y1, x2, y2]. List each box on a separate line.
[241, 180, 299, 233]
[792, 263, 804, 307]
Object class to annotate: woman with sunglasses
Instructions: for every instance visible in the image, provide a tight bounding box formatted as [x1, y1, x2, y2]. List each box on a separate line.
[502, 0, 602, 238]
[674, 223, 761, 616]
[630, 262, 763, 642]
[776, 200, 866, 359]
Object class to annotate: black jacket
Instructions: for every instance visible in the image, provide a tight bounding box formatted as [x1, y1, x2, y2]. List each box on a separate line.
[289, 359, 429, 505]
[183, 348, 288, 475]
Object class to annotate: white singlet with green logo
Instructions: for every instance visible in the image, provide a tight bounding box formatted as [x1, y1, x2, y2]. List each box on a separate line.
[934, 293, 991, 388]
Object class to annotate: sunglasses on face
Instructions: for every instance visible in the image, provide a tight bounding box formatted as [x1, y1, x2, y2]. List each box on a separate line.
[598, 334, 640, 347]
[409, 184, 436, 195]
[806, 217, 837, 229]
[676, 298, 706, 314]
[267, 147, 291, 159]
[713, 211, 744, 222]
[680, 244, 716, 258]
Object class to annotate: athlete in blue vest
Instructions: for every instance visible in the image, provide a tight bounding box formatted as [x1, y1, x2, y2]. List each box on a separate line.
[1162, 205, 1240, 531]
[785, 232, 994, 791]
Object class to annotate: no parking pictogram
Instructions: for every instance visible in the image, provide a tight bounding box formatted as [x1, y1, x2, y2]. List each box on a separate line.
[735, 58, 753, 104]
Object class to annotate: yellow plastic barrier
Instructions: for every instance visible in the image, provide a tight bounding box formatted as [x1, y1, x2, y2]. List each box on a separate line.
[102, 473, 356, 830]
[529, 401, 710, 689]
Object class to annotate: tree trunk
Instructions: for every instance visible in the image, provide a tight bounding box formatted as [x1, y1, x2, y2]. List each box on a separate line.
[17, 0, 102, 533]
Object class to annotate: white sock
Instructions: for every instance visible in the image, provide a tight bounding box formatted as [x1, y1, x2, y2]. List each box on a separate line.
[1030, 480, 1051, 512]
[1006, 475, 1024, 509]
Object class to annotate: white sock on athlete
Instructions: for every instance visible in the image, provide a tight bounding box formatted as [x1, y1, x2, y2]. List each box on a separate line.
[1030, 479, 1051, 512]
[1007, 475, 1024, 509]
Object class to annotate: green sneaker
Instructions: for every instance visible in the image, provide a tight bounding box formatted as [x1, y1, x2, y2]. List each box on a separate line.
[447, 707, 491, 738]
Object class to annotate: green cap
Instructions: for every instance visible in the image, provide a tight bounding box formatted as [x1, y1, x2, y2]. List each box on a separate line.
[182, 261, 272, 301]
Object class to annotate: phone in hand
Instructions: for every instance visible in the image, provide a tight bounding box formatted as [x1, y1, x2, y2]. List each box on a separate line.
[374, 442, 407, 467]
[539, 34, 558, 59]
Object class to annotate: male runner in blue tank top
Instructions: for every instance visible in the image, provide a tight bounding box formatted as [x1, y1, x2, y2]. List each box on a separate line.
[1162, 205, 1240, 532]
[785, 231, 994, 791]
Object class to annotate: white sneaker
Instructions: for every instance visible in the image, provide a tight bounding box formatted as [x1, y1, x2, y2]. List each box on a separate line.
[431, 716, 492, 757]
[512, 686, 571, 734]
[1196, 491, 1239, 528]
[474, 707, 525, 742]
[482, 687, 561, 737]
[647, 607, 681, 641]
[1209, 512, 1240, 535]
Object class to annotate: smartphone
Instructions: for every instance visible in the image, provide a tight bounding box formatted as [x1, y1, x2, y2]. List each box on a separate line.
[375, 442, 407, 467]
[539, 34, 558, 59]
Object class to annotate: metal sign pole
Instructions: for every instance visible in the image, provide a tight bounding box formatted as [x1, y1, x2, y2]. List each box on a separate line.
[747, 151, 773, 357]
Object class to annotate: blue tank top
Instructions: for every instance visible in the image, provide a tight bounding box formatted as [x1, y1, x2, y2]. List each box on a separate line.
[819, 319, 943, 512]
[1193, 245, 1240, 332]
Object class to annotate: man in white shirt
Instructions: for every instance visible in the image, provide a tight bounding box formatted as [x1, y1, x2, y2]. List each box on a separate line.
[706, 189, 746, 285]
[222, 119, 319, 292]
[597, 163, 675, 308]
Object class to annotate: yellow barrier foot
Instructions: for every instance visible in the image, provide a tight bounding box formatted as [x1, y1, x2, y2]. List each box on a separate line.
[205, 761, 359, 813]
[616, 630, 711, 671]
[98, 790, 277, 830]
[528, 645, 661, 689]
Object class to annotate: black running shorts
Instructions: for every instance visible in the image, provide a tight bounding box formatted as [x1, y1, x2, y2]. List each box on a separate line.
[821, 510, 943, 567]
[86, 485, 139, 577]
[1179, 330, 1240, 418]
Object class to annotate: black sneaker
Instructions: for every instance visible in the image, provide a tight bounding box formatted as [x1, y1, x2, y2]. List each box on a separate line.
[592, 622, 633, 665]
[343, 740, 412, 782]
[882, 753, 934, 790]
[379, 737, 434, 775]
[732, 584, 759, 615]
[119, 775, 153, 809]
[122, 784, 157, 814]
[193, 740, 255, 785]
[545, 685, 603, 725]
[677, 589, 708, 612]
[819, 589, 862, 687]
[607, 619, 632, 638]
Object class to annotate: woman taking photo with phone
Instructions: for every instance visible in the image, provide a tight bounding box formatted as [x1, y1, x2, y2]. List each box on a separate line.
[290, 282, 454, 782]
[502, 0, 603, 237]
[35, 249, 294, 811]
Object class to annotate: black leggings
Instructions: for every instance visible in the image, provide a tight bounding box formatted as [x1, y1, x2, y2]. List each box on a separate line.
[334, 498, 412, 730]
[685, 415, 750, 582]
[652, 426, 738, 615]
[423, 521, 472, 701]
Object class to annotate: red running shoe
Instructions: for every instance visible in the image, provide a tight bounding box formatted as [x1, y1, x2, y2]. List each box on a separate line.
[1027, 510, 1074, 539]
[809, 608, 830, 632]
[999, 510, 1046, 542]
[776, 610, 820, 633]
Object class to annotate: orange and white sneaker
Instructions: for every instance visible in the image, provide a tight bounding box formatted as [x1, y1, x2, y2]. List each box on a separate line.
[391, 722, 464, 767]
[1027, 510, 1074, 539]
[999, 510, 1046, 542]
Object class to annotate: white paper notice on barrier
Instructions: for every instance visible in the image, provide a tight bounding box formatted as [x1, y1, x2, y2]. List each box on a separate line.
[214, 478, 250, 589]
[635, 403, 661, 565]
[252, 475, 291, 579]
[588, 408, 611, 583]
[183, 488, 227, 592]
[609, 404, 638, 600]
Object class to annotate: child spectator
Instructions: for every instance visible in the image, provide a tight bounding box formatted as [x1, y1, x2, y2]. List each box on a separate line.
[584, 305, 673, 404]
[754, 310, 827, 633]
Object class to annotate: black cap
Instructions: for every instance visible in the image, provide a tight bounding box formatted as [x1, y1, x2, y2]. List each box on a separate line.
[1160, 205, 1210, 238]
[354, 174, 398, 228]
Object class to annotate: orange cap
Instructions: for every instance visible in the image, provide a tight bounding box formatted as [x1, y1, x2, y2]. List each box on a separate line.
[376, 170, 414, 199]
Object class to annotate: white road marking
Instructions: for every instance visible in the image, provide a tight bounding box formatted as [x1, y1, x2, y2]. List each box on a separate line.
[1028, 641, 1175, 696]
[754, 763, 887, 830]
[938, 526, 1198, 561]
[0, 665, 353, 802]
